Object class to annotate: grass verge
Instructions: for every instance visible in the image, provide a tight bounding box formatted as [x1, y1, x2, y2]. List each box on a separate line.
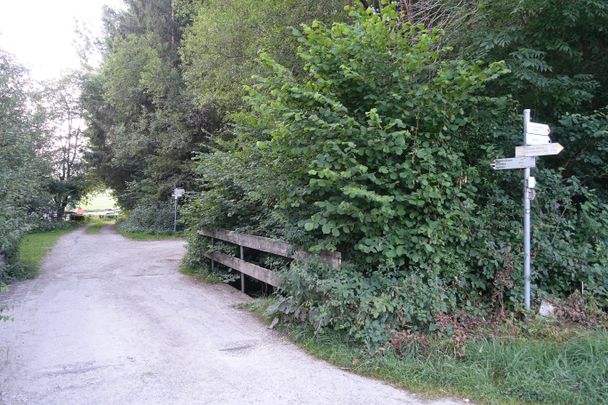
[84, 223, 106, 234]
[179, 263, 221, 283]
[249, 298, 608, 405]
[15, 223, 78, 280]
[85, 223, 104, 234]
[84, 217, 116, 234]
[116, 228, 184, 240]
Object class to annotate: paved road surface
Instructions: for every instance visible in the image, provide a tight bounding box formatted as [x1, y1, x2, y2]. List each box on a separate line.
[0, 226, 463, 405]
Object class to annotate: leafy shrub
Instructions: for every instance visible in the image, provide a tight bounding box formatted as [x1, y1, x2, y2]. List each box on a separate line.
[469, 169, 608, 309]
[271, 259, 453, 349]
[186, 4, 608, 347]
[554, 108, 608, 199]
[116, 201, 175, 234]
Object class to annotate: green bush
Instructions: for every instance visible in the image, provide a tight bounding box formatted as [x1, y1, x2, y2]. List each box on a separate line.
[271, 259, 453, 348]
[116, 201, 175, 234]
[186, 4, 608, 347]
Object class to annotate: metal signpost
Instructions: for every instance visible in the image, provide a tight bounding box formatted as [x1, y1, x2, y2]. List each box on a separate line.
[492, 109, 564, 310]
[172, 188, 185, 233]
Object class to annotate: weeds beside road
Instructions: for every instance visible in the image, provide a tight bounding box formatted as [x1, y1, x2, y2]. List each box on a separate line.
[249, 298, 608, 405]
[14, 223, 78, 280]
[117, 230, 184, 240]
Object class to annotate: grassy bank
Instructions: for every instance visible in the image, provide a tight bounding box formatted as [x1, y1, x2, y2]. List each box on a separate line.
[179, 263, 220, 283]
[118, 229, 184, 240]
[15, 223, 78, 280]
[250, 299, 607, 405]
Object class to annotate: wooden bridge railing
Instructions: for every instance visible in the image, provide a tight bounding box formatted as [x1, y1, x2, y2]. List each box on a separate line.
[198, 228, 341, 290]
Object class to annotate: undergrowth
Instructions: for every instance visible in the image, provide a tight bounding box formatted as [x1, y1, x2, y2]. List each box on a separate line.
[117, 229, 184, 240]
[249, 298, 608, 405]
[179, 263, 221, 283]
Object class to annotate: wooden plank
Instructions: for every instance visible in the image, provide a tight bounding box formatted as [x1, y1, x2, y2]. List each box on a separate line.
[199, 229, 292, 256]
[198, 228, 341, 268]
[206, 251, 281, 287]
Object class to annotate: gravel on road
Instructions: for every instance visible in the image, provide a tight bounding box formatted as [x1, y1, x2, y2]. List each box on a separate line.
[0, 226, 464, 405]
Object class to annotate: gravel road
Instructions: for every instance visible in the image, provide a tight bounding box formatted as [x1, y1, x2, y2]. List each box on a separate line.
[0, 226, 464, 405]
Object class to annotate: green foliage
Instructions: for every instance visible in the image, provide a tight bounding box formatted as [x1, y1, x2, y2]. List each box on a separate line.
[186, 5, 608, 347]
[181, 136, 289, 238]
[179, 262, 220, 284]
[272, 259, 451, 348]
[115, 201, 175, 234]
[277, 321, 608, 405]
[180, 0, 348, 110]
[449, 0, 608, 120]
[234, 6, 506, 335]
[437, 0, 608, 206]
[84, 2, 223, 211]
[471, 169, 608, 309]
[38, 72, 92, 219]
[554, 108, 608, 198]
[11, 223, 78, 282]
[0, 50, 53, 279]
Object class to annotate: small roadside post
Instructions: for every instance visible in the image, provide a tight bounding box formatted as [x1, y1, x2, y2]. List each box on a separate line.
[492, 109, 564, 310]
[172, 188, 185, 233]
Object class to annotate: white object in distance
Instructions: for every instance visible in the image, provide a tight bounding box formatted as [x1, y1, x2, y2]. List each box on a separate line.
[173, 188, 185, 198]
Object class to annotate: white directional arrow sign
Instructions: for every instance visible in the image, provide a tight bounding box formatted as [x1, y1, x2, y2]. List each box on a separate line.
[525, 122, 551, 145]
[491, 156, 536, 170]
[515, 143, 564, 157]
[527, 122, 551, 136]
[526, 134, 551, 145]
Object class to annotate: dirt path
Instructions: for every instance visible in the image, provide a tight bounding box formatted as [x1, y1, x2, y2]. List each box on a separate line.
[0, 226, 463, 405]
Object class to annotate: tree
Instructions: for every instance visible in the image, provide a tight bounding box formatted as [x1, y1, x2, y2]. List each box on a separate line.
[85, 0, 222, 214]
[0, 51, 51, 276]
[180, 0, 348, 110]
[41, 73, 89, 219]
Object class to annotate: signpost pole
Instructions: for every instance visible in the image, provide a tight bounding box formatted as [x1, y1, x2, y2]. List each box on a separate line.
[523, 109, 532, 310]
[172, 188, 185, 234]
[174, 196, 178, 233]
[492, 109, 563, 310]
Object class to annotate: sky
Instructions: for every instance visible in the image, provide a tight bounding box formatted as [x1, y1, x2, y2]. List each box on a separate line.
[0, 0, 125, 81]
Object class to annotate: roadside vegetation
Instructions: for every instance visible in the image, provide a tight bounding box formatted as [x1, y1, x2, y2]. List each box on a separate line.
[13, 223, 78, 280]
[179, 263, 220, 284]
[0, 50, 90, 282]
[251, 298, 608, 405]
[118, 230, 184, 241]
[84, 217, 115, 234]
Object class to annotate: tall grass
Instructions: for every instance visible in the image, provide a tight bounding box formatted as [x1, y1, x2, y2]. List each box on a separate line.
[293, 328, 607, 404]
[117, 229, 184, 240]
[250, 299, 607, 405]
